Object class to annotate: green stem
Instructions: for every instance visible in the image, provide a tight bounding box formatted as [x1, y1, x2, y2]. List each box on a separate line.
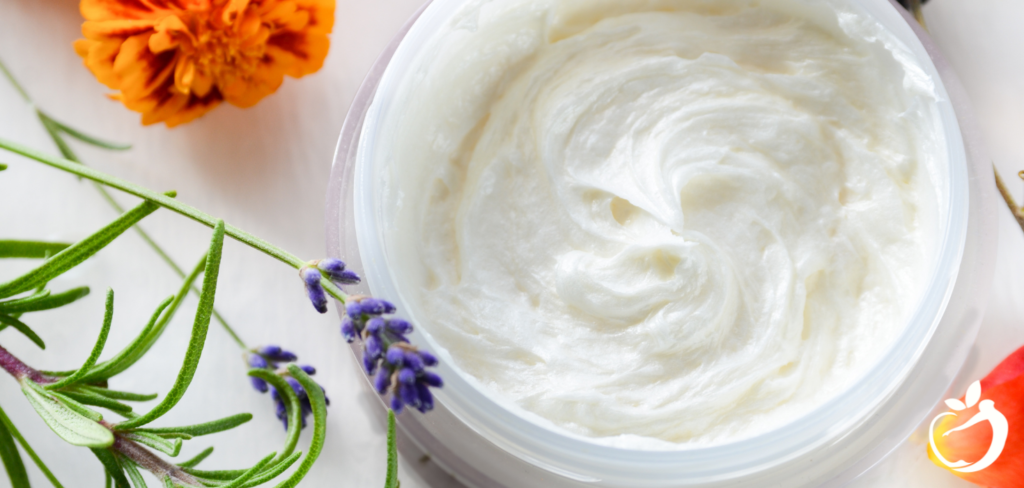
[0, 136, 307, 264]
[0, 57, 250, 350]
[0, 138, 350, 307]
[0, 59, 30, 104]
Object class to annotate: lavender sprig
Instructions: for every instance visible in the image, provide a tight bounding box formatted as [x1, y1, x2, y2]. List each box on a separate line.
[298, 258, 443, 414]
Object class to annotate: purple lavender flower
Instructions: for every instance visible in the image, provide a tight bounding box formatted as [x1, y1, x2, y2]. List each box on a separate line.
[383, 345, 443, 414]
[300, 267, 328, 314]
[248, 353, 270, 393]
[247, 345, 328, 430]
[340, 295, 443, 415]
[316, 258, 361, 285]
[258, 345, 298, 364]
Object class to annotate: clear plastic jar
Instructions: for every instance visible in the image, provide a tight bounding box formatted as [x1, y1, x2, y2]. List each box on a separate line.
[325, 1, 997, 485]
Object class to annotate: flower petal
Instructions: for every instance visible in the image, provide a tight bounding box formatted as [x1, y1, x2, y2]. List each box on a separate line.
[82, 19, 157, 40]
[81, 38, 125, 89]
[80, 0, 167, 21]
[266, 30, 330, 78]
[114, 34, 178, 100]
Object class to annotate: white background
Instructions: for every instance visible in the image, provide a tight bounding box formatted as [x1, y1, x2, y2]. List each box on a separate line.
[0, 1, 1021, 487]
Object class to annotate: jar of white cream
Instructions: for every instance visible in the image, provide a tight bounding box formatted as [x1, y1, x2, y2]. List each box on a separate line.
[326, 0, 997, 486]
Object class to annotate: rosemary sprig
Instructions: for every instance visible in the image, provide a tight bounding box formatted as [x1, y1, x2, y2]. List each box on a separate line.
[0, 56, 427, 488]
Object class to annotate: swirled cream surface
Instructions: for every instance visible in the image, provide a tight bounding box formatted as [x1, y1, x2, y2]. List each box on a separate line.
[368, 0, 945, 447]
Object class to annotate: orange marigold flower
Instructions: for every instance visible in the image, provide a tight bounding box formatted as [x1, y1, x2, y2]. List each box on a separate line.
[928, 345, 1024, 487]
[73, 0, 335, 127]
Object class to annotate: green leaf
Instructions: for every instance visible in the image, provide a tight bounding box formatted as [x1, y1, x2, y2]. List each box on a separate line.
[134, 413, 251, 438]
[0, 241, 62, 260]
[0, 163, 6, 171]
[120, 431, 181, 457]
[80, 387, 157, 403]
[38, 119, 77, 166]
[247, 370, 302, 463]
[176, 447, 213, 469]
[42, 115, 132, 151]
[181, 467, 245, 480]
[161, 476, 172, 488]
[134, 411, 251, 437]
[0, 406, 29, 488]
[80, 294, 177, 382]
[119, 457, 148, 488]
[152, 433, 191, 440]
[58, 390, 133, 415]
[46, 289, 114, 390]
[21, 380, 113, 448]
[0, 404, 64, 488]
[385, 409, 398, 488]
[116, 221, 224, 430]
[0, 241, 71, 259]
[0, 287, 89, 314]
[238, 452, 300, 488]
[219, 453, 274, 488]
[49, 391, 104, 421]
[91, 449, 129, 488]
[0, 314, 45, 349]
[272, 365, 328, 488]
[0, 199, 160, 299]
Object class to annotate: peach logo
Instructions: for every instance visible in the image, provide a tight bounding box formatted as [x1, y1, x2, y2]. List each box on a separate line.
[929, 380, 1009, 473]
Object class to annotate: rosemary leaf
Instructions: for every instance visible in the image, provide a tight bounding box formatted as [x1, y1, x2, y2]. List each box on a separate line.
[82, 294, 177, 382]
[272, 365, 328, 488]
[47, 289, 114, 390]
[247, 370, 302, 463]
[0, 404, 64, 487]
[80, 386, 158, 403]
[43, 114, 131, 151]
[238, 452, 300, 488]
[0, 199, 160, 299]
[0, 313, 45, 349]
[181, 467, 245, 481]
[177, 447, 213, 469]
[119, 456, 149, 488]
[92, 448, 130, 488]
[0, 286, 89, 314]
[116, 221, 224, 430]
[0, 407, 29, 488]
[58, 390, 133, 415]
[120, 431, 182, 457]
[217, 453, 275, 488]
[0, 240, 70, 259]
[47, 390, 103, 422]
[134, 413, 252, 438]
[22, 380, 113, 448]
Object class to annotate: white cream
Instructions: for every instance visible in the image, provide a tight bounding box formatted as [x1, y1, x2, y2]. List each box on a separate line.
[372, 0, 944, 447]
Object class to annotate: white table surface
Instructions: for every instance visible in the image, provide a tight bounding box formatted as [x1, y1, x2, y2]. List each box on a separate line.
[0, 1, 1021, 487]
